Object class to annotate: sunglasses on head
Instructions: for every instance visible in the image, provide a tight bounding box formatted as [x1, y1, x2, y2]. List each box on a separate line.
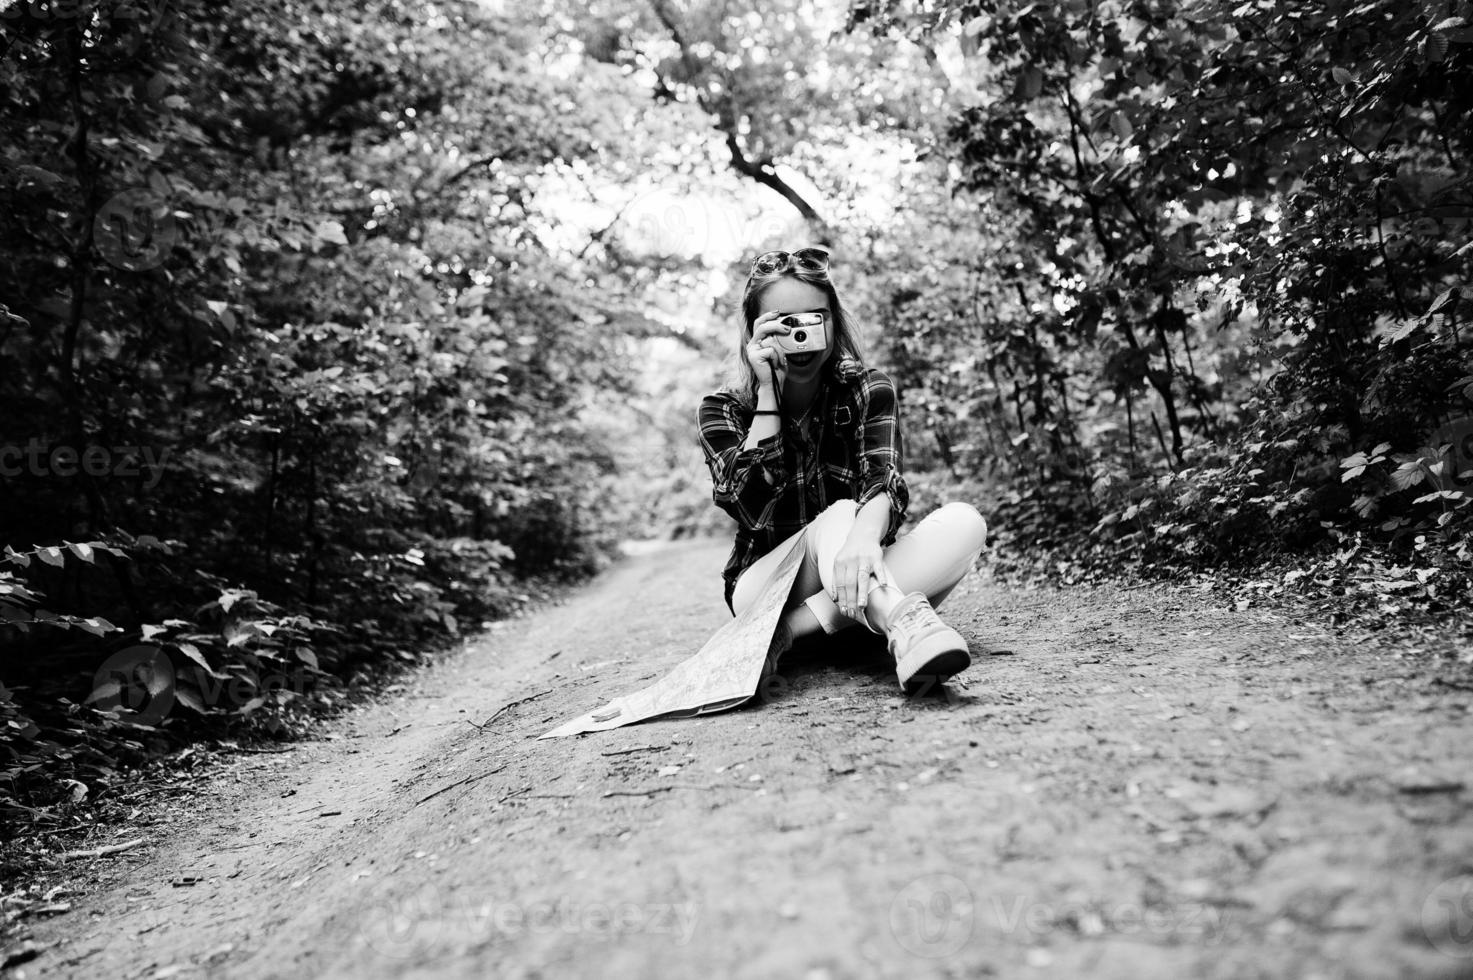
[749, 247, 831, 277]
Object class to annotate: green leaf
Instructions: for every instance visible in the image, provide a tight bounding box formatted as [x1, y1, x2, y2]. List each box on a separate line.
[65, 541, 95, 564]
[1428, 287, 1460, 315]
[219, 590, 249, 614]
[313, 220, 349, 248]
[1019, 65, 1044, 100]
[36, 547, 64, 568]
[1390, 462, 1426, 491]
[1330, 66, 1355, 85]
[176, 641, 230, 679]
[145, 666, 170, 697]
[1383, 318, 1423, 345]
[85, 680, 121, 704]
[0, 581, 38, 601]
[175, 686, 208, 714]
[15, 165, 65, 188]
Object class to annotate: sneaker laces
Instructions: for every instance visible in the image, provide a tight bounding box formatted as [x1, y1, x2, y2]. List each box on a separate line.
[889, 595, 942, 638]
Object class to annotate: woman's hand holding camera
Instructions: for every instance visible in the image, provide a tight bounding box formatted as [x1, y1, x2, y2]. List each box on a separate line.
[746, 311, 791, 390]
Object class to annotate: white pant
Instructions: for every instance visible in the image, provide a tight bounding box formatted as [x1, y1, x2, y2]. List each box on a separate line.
[731, 499, 988, 633]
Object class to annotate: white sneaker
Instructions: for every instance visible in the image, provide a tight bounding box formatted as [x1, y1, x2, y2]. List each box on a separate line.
[884, 592, 971, 694]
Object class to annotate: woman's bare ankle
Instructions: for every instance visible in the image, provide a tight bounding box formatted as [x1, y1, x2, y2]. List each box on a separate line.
[861, 582, 906, 634]
[783, 604, 823, 640]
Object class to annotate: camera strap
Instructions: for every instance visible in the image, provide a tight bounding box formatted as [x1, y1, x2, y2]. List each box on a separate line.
[767, 363, 785, 427]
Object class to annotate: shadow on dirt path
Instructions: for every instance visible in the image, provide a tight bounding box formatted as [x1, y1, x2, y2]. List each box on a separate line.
[17, 538, 1473, 979]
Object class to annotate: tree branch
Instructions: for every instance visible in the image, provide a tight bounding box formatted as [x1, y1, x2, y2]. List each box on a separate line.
[646, 0, 830, 242]
[722, 131, 827, 238]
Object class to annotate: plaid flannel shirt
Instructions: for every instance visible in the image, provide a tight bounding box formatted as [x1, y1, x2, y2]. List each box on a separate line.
[697, 357, 909, 612]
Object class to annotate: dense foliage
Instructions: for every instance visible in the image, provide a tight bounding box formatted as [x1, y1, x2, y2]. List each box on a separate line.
[3, 0, 1470, 851]
[842, 0, 1472, 600]
[0, 0, 671, 830]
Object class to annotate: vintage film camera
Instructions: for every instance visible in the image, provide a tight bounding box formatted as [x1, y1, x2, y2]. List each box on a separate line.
[773, 312, 827, 354]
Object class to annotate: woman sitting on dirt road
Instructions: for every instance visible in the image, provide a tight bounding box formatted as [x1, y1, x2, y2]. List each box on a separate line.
[697, 246, 990, 694]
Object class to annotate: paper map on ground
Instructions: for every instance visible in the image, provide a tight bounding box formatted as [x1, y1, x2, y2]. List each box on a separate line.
[539, 534, 806, 739]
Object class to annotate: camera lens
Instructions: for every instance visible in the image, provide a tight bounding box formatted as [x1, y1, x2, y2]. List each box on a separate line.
[793, 330, 807, 343]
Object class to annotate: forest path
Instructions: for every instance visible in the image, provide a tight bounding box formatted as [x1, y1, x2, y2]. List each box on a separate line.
[18, 538, 1473, 980]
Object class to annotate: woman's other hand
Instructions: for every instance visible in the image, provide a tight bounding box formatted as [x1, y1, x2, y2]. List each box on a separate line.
[832, 534, 887, 622]
[746, 310, 791, 390]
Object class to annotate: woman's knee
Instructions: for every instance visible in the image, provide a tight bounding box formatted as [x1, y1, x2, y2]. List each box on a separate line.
[803, 498, 859, 573]
[806, 497, 858, 539]
[937, 501, 989, 554]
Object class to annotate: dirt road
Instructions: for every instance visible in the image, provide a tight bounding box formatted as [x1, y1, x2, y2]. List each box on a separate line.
[14, 538, 1473, 979]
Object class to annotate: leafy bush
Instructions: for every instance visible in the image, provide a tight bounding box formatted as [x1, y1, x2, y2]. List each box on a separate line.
[0, 0, 656, 835]
[846, 0, 1472, 585]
